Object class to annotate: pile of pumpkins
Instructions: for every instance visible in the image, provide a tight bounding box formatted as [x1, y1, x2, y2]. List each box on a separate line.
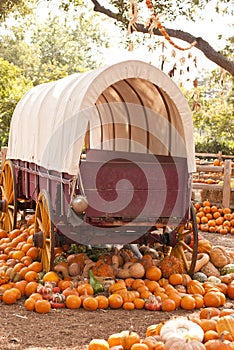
[0, 215, 234, 316]
[194, 201, 234, 235]
[87, 310, 234, 349]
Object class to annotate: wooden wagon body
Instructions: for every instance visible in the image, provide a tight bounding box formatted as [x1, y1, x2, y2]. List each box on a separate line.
[1, 60, 197, 271]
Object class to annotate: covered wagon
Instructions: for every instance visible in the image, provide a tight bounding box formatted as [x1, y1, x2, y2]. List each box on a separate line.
[0, 60, 198, 273]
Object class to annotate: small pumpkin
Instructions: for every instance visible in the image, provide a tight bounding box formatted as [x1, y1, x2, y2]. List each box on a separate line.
[88, 338, 110, 350]
[146, 322, 165, 337]
[131, 344, 149, 350]
[108, 293, 123, 309]
[204, 333, 233, 350]
[145, 266, 162, 281]
[82, 296, 98, 311]
[120, 330, 141, 350]
[34, 299, 51, 313]
[116, 262, 145, 279]
[65, 294, 81, 309]
[216, 315, 234, 341]
[186, 280, 205, 295]
[142, 336, 163, 350]
[197, 239, 213, 254]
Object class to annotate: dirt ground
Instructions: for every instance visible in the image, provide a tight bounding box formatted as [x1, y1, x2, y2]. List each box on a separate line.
[0, 232, 233, 350]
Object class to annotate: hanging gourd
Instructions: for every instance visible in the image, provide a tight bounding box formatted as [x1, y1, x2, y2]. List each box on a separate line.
[145, 0, 197, 51]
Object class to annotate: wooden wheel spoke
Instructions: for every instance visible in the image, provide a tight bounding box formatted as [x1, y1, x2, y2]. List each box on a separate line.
[179, 240, 193, 253]
[35, 190, 54, 272]
[36, 216, 43, 231]
[0, 160, 17, 232]
[8, 191, 14, 204]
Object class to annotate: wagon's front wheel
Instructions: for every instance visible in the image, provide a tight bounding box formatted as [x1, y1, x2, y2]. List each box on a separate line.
[34, 190, 55, 272]
[0, 160, 17, 232]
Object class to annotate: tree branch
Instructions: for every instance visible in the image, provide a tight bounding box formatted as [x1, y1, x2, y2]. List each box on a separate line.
[91, 0, 234, 76]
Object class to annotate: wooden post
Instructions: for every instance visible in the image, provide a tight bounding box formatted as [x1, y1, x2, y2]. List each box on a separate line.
[0, 147, 8, 170]
[222, 159, 232, 208]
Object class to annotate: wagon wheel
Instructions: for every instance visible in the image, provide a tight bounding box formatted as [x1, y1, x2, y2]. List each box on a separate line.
[0, 160, 17, 232]
[170, 203, 198, 276]
[34, 190, 55, 272]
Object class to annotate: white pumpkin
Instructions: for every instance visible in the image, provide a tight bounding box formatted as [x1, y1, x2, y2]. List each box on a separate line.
[160, 318, 204, 342]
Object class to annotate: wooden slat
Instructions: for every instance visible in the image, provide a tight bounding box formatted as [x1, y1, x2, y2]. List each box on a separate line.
[222, 159, 232, 208]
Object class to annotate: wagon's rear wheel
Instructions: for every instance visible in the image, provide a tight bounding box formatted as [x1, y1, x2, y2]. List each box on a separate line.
[34, 190, 55, 272]
[170, 203, 198, 276]
[0, 160, 17, 232]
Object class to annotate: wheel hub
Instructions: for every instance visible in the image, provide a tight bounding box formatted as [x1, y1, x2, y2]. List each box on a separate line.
[0, 199, 7, 213]
[33, 231, 44, 248]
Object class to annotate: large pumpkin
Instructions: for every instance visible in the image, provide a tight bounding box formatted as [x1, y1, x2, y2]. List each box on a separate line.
[164, 337, 205, 350]
[160, 318, 204, 342]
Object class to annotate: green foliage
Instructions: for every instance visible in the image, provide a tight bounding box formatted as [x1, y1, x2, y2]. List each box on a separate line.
[187, 72, 234, 154]
[0, 2, 111, 146]
[0, 0, 33, 21]
[0, 5, 110, 85]
[0, 58, 32, 147]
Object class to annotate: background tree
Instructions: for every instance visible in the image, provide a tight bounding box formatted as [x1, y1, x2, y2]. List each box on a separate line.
[188, 71, 234, 153]
[0, 0, 233, 152]
[0, 0, 233, 74]
[88, 0, 234, 76]
[0, 58, 32, 147]
[0, 1, 111, 145]
[0, 0, 32, 20]
[0, 5, 110, 85]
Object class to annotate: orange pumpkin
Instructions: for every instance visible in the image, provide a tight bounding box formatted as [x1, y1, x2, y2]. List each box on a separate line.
[161, 298, 176, 312]
[42, 271, 60, 284]
[130, 344, 149, 350]
[65, 295, 81, 309]
[227, 282, 234, 299]
[88, 339, 109, 350]
[123, 301, 135, 311]
[95, 295, 109, 310]
[199, 307, 220, 319]
[82, 296, 98, 311]
[108, 293, 123, 309]
[35, 299, 51, 313]
[180, 294, 196, 310]
[145, 266, 162, 281]
[24, 297, 36, 311]
[120, 330, 141, 350]
[2, 288, 20, 304]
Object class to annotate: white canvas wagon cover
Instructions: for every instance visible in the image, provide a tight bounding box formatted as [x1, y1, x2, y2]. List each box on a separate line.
[7, 60, 196, 175]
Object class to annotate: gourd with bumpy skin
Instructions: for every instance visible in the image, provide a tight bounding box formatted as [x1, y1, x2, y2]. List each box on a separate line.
[193, 272, 208, 283]
[160, 318, 204, 342]
[209, 246, 231, 268]
[220, 264, 234, 275]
